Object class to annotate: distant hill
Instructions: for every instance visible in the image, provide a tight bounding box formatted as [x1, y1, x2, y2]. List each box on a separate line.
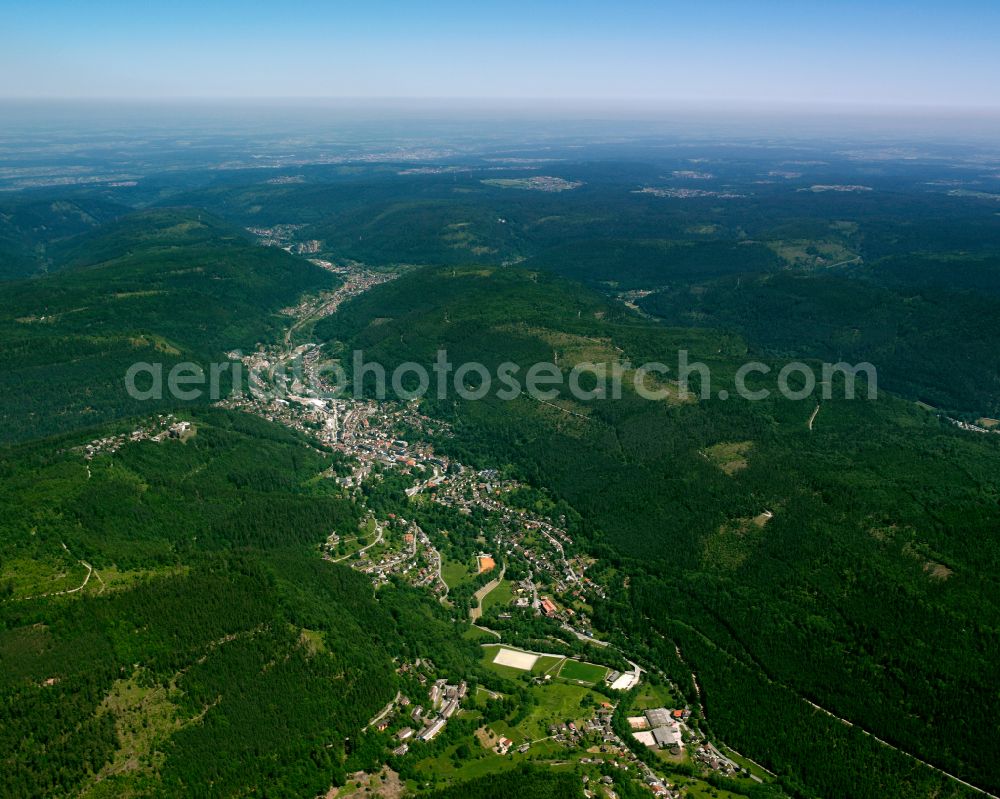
[0, 208, 336, 443]
[0, 195, 127, 280]
[639, 269, 1000, 416]
[524, 239, 781, 289]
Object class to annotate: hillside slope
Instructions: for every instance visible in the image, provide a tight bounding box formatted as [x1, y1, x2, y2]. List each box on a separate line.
[316, 264, 1000, 798]
[0, 195, 127, 280]
[0, 208, 336, 444]
[0, 409, 476, 798]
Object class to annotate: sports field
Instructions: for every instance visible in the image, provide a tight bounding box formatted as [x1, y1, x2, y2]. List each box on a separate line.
[492, 647, 539, 670]
[558, 659, 608, 685]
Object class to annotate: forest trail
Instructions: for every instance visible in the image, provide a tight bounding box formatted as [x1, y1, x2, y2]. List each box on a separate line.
[808, 403, 820, 431]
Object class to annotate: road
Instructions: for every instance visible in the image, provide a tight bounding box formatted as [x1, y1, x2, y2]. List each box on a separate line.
[527, 570, 540, 609]
[330, 522, 383, 563]
[801, 697, 998, 798]
[561, 622, 609, 647]
[432, 544, 448, 601]
[365, 691, 403, 731]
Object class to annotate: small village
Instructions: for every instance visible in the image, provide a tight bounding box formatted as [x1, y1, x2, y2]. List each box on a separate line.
[75, 414, 193, 460]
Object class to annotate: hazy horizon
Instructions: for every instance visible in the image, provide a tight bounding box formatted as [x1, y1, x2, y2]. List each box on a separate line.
[4, 97, 1000, 148]
[2, 0, 999, 108]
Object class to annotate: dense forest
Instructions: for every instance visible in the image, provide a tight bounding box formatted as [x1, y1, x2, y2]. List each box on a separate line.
[0, 194, 127, 280]
[639, 269, 1000, 417]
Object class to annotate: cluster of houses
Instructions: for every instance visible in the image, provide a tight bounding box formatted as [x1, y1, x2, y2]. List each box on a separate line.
[77, 415, 190, 460]
[376, 672, 468, 758]
[546, 703, 617, 750]
[692, 742, 756, 782]
[406, 679, 466, 747]
[950, 416, 1000, 435]
[345, 515, 444, 595]
[410, 679, 467, 750]
[579, 759, 677, 797]
[494, 736, 530, 755]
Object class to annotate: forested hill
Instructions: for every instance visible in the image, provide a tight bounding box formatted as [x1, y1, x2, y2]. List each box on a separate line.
[0, 409, 479, 798]
[638, 269, 1000, 418]
[0, 194, 128, 281]
[316, 264, 1000, 799]
[0, 208, 336, 444]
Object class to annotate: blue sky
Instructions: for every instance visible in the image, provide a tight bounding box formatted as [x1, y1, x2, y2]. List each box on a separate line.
[1, 0, 998, 106]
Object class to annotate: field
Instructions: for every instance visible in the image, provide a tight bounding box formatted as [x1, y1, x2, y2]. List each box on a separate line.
[673, 777, 750, 799]
[1, 555, 92, 599]
[703, 440, 754, 476]
[767, 238, 858, 269]
[492, 647, 538, 671]
[441, 557, 476, 589]
[557, 659, 608, 685]
[631, 682, 681, 711]
[481, 644, 606, 687]
[481, 645, 565, 679]
[480, 579, 513, 613]
[488, 681, 605, 744]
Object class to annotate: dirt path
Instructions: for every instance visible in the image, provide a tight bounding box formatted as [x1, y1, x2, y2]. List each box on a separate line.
[801, 697, 997, 797]
[330, 523, 383, 563]
[472, 623, 501, 640]
[808, 403, 820, 431]
[469, 563, 505, 622]
[13, 543, 101, 601]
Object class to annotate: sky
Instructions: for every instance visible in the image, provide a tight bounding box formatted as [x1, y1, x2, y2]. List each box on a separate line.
[1, 0, 999, 108]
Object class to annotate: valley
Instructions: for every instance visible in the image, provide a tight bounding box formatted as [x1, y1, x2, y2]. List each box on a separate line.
[1, 127, 999, 799]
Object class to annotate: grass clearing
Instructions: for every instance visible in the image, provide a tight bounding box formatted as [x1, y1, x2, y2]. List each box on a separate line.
[481, 579, 513, 613]
[557, 659, 608, 685]
[632, 682, 679, 711]
[703, 440, 753, 475]
[80, 669, 186, 796]
[298, 628, 327, 654]
[498, 681, 604, 743]
[673, 776, 751, 799]
[767, 238, 858, 269]
[2, 555, 88, 599]
[463, 625, 498, 643]
[441, 557, 476, 589]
